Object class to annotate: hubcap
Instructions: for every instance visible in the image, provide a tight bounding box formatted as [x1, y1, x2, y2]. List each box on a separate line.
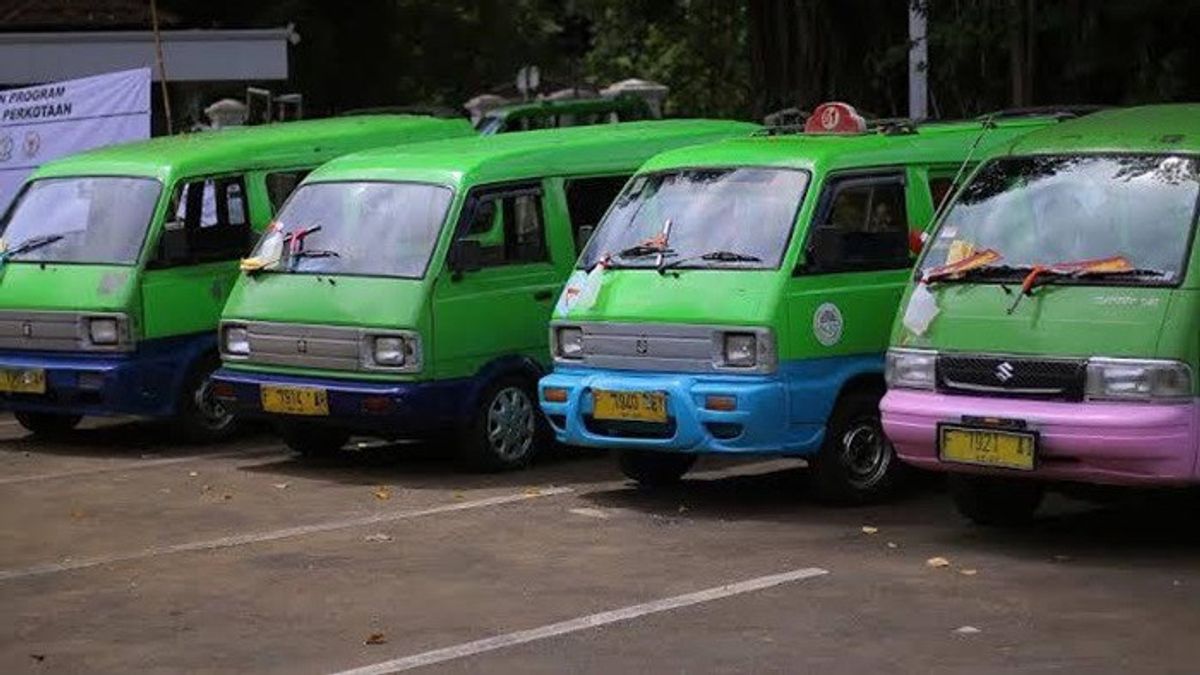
[840, 419, 892, 489]
[486, 387, 535, 462]
[194, 377, 233, 430]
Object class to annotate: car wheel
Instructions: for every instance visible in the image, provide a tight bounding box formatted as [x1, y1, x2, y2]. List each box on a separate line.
[456, 376, 544, 472]
[618, 450, 696, 487]
[177, 355, 239, 443]
[809, 387, 906, 504]
[949, 474, 1044, 526]
[14, 411, 82, 437]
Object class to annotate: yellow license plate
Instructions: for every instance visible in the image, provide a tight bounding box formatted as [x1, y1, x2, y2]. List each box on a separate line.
[592, 390, 667, 423]
[939, 425, 1036, 471]
[0, 368, 45, 394]
[260, 385, 329, 416]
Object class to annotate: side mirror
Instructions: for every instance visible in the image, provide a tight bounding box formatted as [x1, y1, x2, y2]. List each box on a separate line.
[155, 225, 190, 267]
[448, 239, 483, 278]
[805, 225, 843, 272]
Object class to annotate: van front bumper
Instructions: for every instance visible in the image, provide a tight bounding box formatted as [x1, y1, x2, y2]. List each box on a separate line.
[881, 390, 1200, 486]
[538, 366, 823, 455]
[0, 342, 202, 418]
[212, 368, 466, 436]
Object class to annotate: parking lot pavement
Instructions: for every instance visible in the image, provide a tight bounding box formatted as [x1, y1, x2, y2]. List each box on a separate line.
[1, 422, 1199, 674]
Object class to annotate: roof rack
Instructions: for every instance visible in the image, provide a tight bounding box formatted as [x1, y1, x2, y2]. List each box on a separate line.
[978, 105, 1108, 121]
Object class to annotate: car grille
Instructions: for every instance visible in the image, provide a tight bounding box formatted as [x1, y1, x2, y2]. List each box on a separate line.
[234, 321, 362, 371]
[936, 353, 1086, 401]
[0, 310, 131, 352]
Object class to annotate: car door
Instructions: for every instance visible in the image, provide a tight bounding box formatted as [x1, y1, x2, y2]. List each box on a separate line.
[431, 180, 562, 380]
[140, 174, 254, 340]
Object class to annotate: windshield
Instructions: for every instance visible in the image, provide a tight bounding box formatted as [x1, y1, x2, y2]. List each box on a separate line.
[0, 176, 161, 265]
[249, 181, 454, 279]
[920, 155, 1200, 284]
[579, 168, 809, 270]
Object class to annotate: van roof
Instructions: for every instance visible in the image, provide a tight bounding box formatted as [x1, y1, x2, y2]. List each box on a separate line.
[1005, 104, 1200, 155]
[307, 119, 762, 187]
[638, 116, 1062, 174]
[31, 115, 475, 182]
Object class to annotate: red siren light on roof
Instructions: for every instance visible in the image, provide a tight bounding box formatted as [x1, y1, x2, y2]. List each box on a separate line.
[804, 102, 867, 134]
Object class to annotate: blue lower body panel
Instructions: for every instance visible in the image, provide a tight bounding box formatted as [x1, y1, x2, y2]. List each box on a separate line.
[538, 355, 883, 456]
[212, 368, 472, 437]
[0, 333, 215, 418]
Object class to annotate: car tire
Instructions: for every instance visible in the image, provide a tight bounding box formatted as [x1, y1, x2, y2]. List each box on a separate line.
[278, 422, 350, 458]
[949, 474, 1044, 526]
[177, 355, 239, 444]
[14, 411, 82, 437]
[456, 375, 545, 472]
[618, 450, 696, 487]
[808, 386, 905, 504]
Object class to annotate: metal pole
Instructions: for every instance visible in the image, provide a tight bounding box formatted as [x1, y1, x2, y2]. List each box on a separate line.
[908, 0, 928, 120]
[150, 0, 173, 134]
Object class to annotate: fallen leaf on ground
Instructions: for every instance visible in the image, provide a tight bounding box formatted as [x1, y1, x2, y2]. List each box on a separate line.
[188, 471, 198, 477]
[220, 493, 233, 501]
[70, 509, 87, 519]
[960, 568, 978, 576]
[926, 556, 951, 568]
[953, 626, 981, 635]
[364, 533, 392, 543]
[524, 487, 542, 496]
[886, 542, 898, 549]
[569, 507, 610, 519]
[364, 632, 387, 645]
[272, 483, 290, 490]
[453, 493, 466, 501]
[29, 653, 45, 662]
[201, 484, 213, 493]
[373, 486, 392, 501]
[861, 526, 879, 535]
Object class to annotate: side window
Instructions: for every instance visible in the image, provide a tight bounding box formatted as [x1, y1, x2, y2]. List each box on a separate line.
[265, 170, 311, 213]
[564, 175, 631, 253]
[458, 183, 548, 268]
[808, 173, 910, 272]
[160, 175, 251, 265]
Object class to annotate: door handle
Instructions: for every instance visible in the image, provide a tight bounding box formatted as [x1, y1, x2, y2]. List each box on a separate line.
[533, 289, 554, 301]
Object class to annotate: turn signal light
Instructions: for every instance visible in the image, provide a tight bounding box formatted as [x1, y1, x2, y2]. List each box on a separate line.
[703, 395, 737, 412]
[543, 387, 569, 403]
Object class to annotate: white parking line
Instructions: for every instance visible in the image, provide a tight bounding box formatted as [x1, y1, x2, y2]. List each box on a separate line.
[0, 487, 572, 582]
[0, 445, 287, 486]
[331, 567, 829, 675]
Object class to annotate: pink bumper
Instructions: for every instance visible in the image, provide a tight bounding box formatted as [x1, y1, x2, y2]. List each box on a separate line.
[880, 390, 1200, 486]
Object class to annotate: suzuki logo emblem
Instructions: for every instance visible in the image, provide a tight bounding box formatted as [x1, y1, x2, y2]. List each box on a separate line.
[995, 361, 1015, 383]
[21, 322, 31, 338]
[296, 339, 308, 354]
[634, 338, 649, 355]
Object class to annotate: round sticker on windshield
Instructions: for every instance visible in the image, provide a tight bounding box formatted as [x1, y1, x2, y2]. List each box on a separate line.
[813, 302, 844, 347]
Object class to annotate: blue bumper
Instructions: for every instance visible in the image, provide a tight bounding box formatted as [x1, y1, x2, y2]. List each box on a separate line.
[0, 333, 214, 418]
[212, 368, 470, 436]
[539, 356, 884, 456]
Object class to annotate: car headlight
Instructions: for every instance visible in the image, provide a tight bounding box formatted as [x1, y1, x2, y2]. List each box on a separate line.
[886, 348, 937, 390]
[721, 332, 757, 368]
[1085, 358, 1192, 401]
[556, 326, 583, 359]
[373, 336, 407, 366]
[223, 325, 249, 356]
[87, 317, 119, 346]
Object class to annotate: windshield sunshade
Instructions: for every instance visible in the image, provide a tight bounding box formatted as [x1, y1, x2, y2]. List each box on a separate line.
[248, 181, 454, 279]
[920, 155, 1200, 285]
[0, 176, 161, 265]
[580, 168, 809, 271]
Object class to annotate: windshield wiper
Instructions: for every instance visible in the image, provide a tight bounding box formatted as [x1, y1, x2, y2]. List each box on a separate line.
[5, 233, 65, 258]
[289, 248, 340, 260]
[1006, 256, 1154, 314]
[616, 243, 673, 259]
[660, 250, 763, 272]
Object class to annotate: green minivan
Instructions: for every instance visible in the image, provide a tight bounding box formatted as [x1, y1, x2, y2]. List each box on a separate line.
[0, 115, 473, 439]
[211, 120, 758, 469]
[882, 104, 1200, 524]
[539, 104, 1064, 502]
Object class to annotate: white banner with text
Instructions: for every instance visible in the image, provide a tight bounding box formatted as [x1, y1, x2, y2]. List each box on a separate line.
[0, 68, 151, 212]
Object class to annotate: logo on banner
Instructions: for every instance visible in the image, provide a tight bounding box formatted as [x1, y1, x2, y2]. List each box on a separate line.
[22, 131, 40, 159]
[0, 135, 12, 163]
